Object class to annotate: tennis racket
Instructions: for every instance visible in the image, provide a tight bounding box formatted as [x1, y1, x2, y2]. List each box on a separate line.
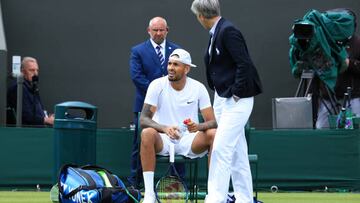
[155, 143, 189, 202]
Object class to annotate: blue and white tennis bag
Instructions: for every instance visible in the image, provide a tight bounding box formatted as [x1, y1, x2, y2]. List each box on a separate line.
[58, 164, 141, 203]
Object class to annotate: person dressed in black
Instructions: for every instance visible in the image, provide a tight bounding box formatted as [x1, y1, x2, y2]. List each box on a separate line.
[335, 10, 360, 119]
[7, 56, 54, 126]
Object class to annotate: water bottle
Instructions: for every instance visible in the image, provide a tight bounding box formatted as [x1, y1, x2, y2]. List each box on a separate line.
[179, 118, 192, 136]
[171, 118, 191, 144]
[345, 87, 354, 129]
[345, 108, 354, 129]
[170, 123, 187, 144]
[178, 122, 188, 136]
[336, 108, 346, 129]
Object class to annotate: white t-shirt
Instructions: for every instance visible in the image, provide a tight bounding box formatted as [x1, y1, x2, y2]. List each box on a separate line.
[144, 76, 211, 126]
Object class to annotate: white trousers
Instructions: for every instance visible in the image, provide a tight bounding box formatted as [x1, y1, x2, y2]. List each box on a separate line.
[206, 92, 254, 203]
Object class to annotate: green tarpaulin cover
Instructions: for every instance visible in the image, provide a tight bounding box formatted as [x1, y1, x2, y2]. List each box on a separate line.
[289, 9, 355, 91]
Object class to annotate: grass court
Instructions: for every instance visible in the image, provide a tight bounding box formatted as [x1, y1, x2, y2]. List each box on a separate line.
[1, 191, 360, 203]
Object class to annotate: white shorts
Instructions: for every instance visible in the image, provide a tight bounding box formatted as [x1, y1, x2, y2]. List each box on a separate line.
[157, 132, 207, 159]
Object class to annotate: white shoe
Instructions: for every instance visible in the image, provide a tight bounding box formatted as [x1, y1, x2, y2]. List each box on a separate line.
[142, 194, 156, 203]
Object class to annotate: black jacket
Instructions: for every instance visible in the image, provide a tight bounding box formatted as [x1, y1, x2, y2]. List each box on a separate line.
[335, 35, 360, 99]
[7, 80, 46, 126]
[204, 18, 262, 98]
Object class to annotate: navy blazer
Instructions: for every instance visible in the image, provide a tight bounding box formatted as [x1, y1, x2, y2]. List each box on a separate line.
[130, 39, 179, 112]
[205, 18, 262, 98]
[7, 80, 46, 125]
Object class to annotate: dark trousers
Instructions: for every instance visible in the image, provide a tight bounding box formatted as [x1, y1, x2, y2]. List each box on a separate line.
[128, 112, 186, 188]
[128, 113, 142, 188]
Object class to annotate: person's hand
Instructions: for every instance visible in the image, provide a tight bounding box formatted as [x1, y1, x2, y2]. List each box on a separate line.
[44, 114, 54, 125]
[346, 58, 350, 67]
[163, 126, 181, 140]
[186, 120, 198, 133]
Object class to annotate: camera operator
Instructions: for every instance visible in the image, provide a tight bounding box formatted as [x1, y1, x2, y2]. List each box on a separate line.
[7, 57, 54, 126]
[316, 9, 360, 128]
[335, 10, 360, 118]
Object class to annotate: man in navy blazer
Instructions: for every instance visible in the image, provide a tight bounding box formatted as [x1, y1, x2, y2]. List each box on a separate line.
[7, 57, 54, 126]
[129, 16, 181, 188]
[191, 0, 262, 202]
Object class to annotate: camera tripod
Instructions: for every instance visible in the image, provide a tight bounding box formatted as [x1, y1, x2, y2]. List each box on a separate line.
[295, 69, 340, 127]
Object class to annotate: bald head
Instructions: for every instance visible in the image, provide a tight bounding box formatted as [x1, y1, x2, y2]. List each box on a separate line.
[147, 16, 169, 44]
[149, 17, 168, 28]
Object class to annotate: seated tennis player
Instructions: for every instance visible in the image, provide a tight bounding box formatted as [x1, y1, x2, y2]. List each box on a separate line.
[139, 48, 217, 203]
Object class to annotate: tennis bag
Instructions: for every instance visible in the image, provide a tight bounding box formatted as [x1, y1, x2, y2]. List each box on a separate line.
[58, 164, 141, 203]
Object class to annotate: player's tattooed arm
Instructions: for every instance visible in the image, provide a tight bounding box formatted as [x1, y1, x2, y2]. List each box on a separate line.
[140, 103, 167, 133]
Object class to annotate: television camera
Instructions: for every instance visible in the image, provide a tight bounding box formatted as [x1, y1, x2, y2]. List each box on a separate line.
[288, 9, 355, 127]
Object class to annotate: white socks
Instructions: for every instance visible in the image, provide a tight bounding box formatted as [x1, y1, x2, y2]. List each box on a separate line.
[143, 171, 155, 202]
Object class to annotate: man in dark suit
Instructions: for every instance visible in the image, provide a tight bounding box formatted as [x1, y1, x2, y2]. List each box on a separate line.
[129, 16, 182, 188]
[191, 0, 263, 202]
